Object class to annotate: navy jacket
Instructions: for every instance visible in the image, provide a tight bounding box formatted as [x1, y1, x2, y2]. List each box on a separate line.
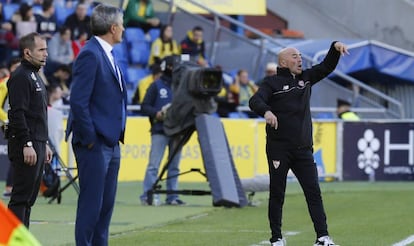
[66, 37, 127, 147]
[141, 75, 173, 135]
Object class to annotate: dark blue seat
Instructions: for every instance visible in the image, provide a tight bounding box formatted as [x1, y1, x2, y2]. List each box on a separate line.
[124, 27, 146, 43]
[112, 40, 129, 63]
[129, 42, 150, 66]
[54, 5, 75, 26]
[3, 4, 19, 21]
[32, 4, 43, 15]
[112, 40, 130, 82]
[148, 28, 160, 42]
[315, 112, 335, 119]
[126, 67, 149, 89]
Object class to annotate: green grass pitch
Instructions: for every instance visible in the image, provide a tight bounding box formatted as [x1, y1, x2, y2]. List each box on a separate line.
[1, 181, 414, 245]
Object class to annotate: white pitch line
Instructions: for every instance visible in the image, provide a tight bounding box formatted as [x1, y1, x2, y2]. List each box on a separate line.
[249, 231, 301, 246]
[392, 235, 414, 246]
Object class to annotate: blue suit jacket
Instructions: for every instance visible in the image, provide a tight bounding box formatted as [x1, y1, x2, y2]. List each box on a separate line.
[66, 37, 127, 147]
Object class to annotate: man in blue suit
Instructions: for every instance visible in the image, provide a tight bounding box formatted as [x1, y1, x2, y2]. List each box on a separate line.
[65, 4, 127, 246]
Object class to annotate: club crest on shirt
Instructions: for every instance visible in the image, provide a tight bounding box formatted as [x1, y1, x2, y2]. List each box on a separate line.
[282, 85, 289, 90]
[159, 88, 168, 98]
[272, 160, 280, 169]
[31, 72, 37, 81]
[298, 80, 305, 87]
[35, 81, 42, 91]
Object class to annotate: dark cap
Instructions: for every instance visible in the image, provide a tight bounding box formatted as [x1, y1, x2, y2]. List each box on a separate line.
[160, 55, 180, 71]
[149, 63, 162, 75]
[337, 99, 351, 107]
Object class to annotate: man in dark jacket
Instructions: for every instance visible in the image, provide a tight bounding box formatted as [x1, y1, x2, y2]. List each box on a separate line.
[180, 26, 206, 67]
[139, 55, 185, 206]
[7, 32, 53, 228]
[337, 99, 360, 121]
[63, 2, 91, 40]
[249, 41, 349, 246]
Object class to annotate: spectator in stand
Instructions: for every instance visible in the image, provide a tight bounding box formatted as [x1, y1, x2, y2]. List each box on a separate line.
[11, 3, 37, 39]
[123, 0, 160, 33]
[148, 24, 180, 66]
[1, 3, 19, 65]
[63, 2, 91, 41]
[229, 69, 258, 107]
[229, 69, 258, 117]
[47, 26, 74, 67]
[46, 64, 71, 103]
[180, 26, 207, 67]
[46, 83, 64, 154]
[0, 66, 10, 122]
[71, 32, 88, 58]
[256, 62, 277, 87]
[336, 99, 360, 121]
[213, 65, 237, 117]
[215, 86, 238, 118]
[131, 63, 162, 105]
[1, 57, 21, 199]
[0, 58, 21, 125]
[34, 0, 57, 40]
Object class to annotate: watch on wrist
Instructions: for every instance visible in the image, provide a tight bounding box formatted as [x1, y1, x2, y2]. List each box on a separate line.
[24, 141, 33, 148]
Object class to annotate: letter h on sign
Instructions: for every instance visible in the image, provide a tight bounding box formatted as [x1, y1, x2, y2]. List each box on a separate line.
[384, 130, 414, 165]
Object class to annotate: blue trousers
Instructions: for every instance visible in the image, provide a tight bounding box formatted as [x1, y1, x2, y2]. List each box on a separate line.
[140, 134, 182, 203]
[73, 138, 120, 246]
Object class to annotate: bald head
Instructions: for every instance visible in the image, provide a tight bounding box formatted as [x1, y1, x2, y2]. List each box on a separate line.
[278, 47, 302, 75]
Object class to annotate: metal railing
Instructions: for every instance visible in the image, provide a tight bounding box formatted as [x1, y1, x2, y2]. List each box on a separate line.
[155, 0, 405, 118]
[333, 71, 404, 118]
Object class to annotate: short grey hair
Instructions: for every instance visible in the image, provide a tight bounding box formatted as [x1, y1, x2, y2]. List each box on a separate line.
[91, 4, 123, 36]
[19, 32, 45, 55]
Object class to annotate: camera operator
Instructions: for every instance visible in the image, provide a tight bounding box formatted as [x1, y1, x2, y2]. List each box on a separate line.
[139, 55, 185, 206]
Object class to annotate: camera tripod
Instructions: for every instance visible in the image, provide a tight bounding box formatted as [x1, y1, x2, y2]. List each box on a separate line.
[46, 140, 79, 204]
[145, 114, 248, 207]
[145, 126, 211, 205]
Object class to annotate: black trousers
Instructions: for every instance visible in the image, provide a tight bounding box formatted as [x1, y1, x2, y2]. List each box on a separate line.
[266, 141, 328, 242]
[6, 164, 13, 186]
[8, 140, 46, 228]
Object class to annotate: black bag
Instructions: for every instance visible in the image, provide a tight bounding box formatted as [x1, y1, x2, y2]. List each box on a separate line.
[41, 162, 60, 198]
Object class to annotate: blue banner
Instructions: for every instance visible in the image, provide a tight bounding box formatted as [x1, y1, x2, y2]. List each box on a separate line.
[342, 122, 414, 181]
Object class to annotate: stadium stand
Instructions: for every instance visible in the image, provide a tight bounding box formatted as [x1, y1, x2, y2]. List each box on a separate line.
[54, 4, 76, 27]
[2, 3, 19, 21]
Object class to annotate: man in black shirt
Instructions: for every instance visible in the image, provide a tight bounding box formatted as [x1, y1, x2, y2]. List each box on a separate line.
[34, 0, 58, 40]
[7, 32, 53, 228]
[249, 41, 348, 246]
[63, 3, 91, 41]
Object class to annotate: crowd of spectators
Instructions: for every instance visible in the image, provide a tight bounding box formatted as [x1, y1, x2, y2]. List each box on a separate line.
[0, 0, 269, 118]
[0, 0, 92, 105]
